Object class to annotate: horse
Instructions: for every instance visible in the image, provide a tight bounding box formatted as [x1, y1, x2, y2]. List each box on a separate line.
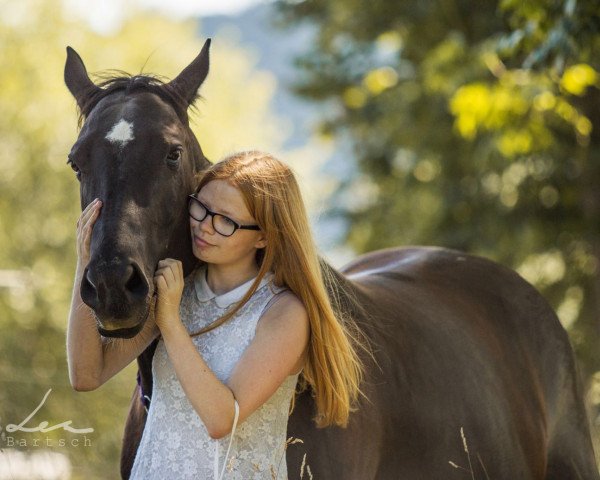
[64, 42, 599, 479]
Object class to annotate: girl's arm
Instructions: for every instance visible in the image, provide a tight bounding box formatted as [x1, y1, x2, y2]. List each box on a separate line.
[154, 259, 309, 439]
[67, 199, 160, 391]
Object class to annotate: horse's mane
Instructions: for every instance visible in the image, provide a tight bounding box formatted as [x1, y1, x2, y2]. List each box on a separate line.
[77, 71, 199, 126]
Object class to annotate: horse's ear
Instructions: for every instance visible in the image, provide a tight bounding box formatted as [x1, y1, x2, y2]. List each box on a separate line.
[168, 39, 211, 106]
[64, 46, 100, 110]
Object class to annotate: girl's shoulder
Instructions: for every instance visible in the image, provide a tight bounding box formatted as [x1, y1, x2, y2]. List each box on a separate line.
[257, 288, 308, 331]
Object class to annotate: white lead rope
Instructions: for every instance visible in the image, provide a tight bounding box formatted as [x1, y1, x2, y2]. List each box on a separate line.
[214, 398, 240, 480]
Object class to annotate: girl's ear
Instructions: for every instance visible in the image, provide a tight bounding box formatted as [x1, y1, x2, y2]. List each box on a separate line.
[254, 235, 267, 249]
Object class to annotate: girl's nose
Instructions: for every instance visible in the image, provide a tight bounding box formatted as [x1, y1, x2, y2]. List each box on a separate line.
[198, 214, 215, 233]
[191, 215, 214, 237]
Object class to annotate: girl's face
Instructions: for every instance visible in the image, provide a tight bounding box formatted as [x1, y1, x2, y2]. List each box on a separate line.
[190, 179, 266, 266]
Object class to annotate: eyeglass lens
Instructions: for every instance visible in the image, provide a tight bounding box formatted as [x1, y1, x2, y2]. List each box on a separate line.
[189, 199, 237, 236]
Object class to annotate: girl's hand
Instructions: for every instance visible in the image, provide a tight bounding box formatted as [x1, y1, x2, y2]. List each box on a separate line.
[76, 199, 102, 267]
[153, 258, 185, 332]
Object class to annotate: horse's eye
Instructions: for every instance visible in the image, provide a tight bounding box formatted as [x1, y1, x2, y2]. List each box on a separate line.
[167, 148, 182, 162]
[68, 158, 81, 180]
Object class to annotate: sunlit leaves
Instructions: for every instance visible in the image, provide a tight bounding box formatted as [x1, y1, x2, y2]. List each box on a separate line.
[450, 82, 528, 140]
[450, 63, 595, 153]
[343, 86, 367, 109]
[363, 67, 399, 94]
[560, 63, 599, 95]
[517, 249, 566, 288]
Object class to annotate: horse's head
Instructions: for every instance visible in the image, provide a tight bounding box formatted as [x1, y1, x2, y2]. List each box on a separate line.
[64, 41, 211, 338]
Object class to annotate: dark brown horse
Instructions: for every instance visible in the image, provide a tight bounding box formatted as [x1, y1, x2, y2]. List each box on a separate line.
[64, 42, 599, 479]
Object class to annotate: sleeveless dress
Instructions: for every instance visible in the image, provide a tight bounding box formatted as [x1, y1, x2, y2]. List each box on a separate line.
[129, 264, 301, 479]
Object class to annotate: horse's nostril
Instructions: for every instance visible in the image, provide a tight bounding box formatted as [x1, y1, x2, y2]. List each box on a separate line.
[81, 267, 100, 310]
[125, 262, 148, 299]
[85, 269, 97, 290]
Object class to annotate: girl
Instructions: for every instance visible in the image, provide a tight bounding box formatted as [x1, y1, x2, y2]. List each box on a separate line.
[68, 151, 366, 479]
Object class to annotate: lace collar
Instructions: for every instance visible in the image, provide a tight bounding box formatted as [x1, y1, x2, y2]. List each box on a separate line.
[194, 265, 274, 309]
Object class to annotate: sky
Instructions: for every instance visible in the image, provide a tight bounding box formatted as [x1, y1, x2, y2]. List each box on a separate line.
[62, 0, 272, 33]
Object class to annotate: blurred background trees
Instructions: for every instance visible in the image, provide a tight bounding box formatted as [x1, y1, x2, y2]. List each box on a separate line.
[276, 0, 600, 450]
[0, 0, 284, 477]
[1, 0, 600, 476]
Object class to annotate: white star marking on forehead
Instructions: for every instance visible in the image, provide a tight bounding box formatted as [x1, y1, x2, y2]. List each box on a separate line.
[105, 119, 134, 146]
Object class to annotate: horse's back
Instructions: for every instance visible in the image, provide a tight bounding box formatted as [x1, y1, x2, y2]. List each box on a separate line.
[342, 245, 569, 351]
[290, 246, 599, 479]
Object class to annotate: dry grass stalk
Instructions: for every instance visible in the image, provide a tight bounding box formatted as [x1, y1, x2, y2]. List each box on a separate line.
[273, 436, 310, 479]
[461, 427, 475, 480]
[300, 453, 307, 478]
[286, 436, 304, 446]
[477, 453, 491, 480]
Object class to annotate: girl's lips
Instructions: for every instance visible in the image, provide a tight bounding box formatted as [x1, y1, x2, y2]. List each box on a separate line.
[194, 235, 213, 248]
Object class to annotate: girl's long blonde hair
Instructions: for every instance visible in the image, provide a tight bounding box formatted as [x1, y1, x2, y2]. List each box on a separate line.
[190, 151, 370, 428]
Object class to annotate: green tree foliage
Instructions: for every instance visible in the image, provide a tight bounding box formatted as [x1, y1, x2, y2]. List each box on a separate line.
[0, 1, 282, 477]
[277, 0, 600, 444]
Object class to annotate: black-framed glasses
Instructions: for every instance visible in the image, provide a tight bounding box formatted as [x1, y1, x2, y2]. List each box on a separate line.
[188, 194, 261, 237]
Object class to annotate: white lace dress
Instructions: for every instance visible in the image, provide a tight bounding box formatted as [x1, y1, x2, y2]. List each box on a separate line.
[129, 264, 301, 479]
